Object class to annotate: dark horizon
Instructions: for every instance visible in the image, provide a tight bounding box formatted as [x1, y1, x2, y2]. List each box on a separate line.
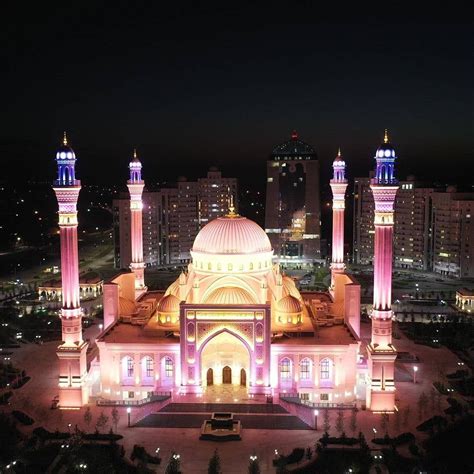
[1, 4, 472, 187]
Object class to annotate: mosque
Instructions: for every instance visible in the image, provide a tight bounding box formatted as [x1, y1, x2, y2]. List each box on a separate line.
[52, 132, 398, 412]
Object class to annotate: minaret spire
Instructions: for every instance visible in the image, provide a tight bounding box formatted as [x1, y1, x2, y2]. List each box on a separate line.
[127, 150, 146, 294]
[52, 133, 88, 408]
[366, 132, 399, 412]
[383, 129, 389, 144]
[330, 148, 348, 289]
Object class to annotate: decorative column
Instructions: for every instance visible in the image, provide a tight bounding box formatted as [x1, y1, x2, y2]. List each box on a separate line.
[329, 149, 348, 289]
[52, 132, 88, 408]
[127, 150, 146, 295]
[366, 130, 399, 412]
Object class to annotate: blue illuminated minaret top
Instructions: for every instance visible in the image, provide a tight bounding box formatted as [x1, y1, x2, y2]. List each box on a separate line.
[373, 129, 397, 185]
[128, 149, 143, 183]
[55, 132, 79, 186]
[332, 148, 347, 182]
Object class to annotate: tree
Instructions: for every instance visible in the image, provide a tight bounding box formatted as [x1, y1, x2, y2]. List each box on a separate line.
[380, 412, 390, 435]
[394, 409, 401, 434]
[248, 456, 261, 474]
[96, 411, 109, 433]
[83, 406, 92, 430]
[165, 452, 181, 474]
[208, 449, 222, 474]
[402, 406, 410, 428]
[111, 407, 120, 432]
[429, 389, 436, 412]
[305, 446, 312, 460]
[349, 408, 358, 435]
[323, 409, 330, 433]
[336, 409, 345, 435]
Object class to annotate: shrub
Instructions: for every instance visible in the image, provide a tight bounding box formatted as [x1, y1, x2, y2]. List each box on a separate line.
[408, 443, 419, 456]
[0, 391, 12, 404]
[272, 447, 305, 466]
[417, 416, 447, 432]
[12, 410, 34, 425]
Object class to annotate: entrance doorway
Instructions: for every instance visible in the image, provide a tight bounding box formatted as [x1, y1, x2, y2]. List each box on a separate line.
[207, 368, 214, 386]
[240, 368, 246, 386]
[222, 366, 232, 384]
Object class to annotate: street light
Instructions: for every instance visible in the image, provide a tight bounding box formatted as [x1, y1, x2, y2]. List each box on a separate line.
[413, 366, 418, 384]
[127, 407, 131, 427]
[372, 427, 377, 434]
[314, 409, 319, 430]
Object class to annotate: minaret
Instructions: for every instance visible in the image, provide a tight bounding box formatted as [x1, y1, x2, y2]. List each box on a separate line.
[366, 130, 399, 412]
[329, 148, 348, 289]
[52, 132, 88, 408]
[127, 149, 146, 294]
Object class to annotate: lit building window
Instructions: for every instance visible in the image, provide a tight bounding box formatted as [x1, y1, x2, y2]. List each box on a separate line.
[127, 357, 134, 377]
[320, 358, 330, 380]
[280, 358, 291, 381]
[145, 357, 153, 378]
[300, 358, 310, 380]
[165, 357, 174, 378]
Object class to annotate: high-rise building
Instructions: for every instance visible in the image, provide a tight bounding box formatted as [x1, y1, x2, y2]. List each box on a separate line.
[431, 188, 474, 278]
[265, 131, 321, 266]
[353, 177, 474, 276]
[366, 130, 398, 412]
[52, 133, 87, 408]
[394, 177, 434, 270]
[113, 191, 160, 268]
[352, 175, 374, 264]
[113, 168, 237, 267]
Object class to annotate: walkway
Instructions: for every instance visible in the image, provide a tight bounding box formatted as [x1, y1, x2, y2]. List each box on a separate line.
[136, 402, 311, 430]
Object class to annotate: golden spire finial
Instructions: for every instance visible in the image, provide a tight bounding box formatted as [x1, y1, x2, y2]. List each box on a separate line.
[133, 148, 137, 160]
[226, 192, 239, 218]
[63, 131, 68, 146]
[337, 147, 341, 157]
[383, 129, 389, 144]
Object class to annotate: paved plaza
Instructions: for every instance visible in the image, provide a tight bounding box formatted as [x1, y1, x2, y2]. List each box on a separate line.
[3, 319, 469, 473]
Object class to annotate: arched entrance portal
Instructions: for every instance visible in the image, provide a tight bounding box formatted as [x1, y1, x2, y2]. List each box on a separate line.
[201, 331, 250, 389]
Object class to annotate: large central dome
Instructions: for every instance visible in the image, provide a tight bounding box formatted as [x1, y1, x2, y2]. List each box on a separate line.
[192, 215, 272, 255]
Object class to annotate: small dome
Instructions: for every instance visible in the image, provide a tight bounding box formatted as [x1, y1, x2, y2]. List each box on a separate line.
[56, 132, 76, 161]
[119, 297, 137, 316]
[375, 129, 396, 158]
[157, 294, 180, 314]
[192, 215, 272, 255]
[165, 280, 180, 297]
[276, 295, 303, 314]
[204, 286, 256, 305]
[271, 131, 316, 157]
[282, 276, 302, 299]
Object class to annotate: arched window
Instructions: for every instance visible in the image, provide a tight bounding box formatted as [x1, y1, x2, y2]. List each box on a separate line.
[300, 358, 311, 380]
[142, 356, 154, 379]
[249, 262, 254, 270]
[208, 262, 212, 270]
[228, 263, 233, 271]
[280, 358, 291, 381]
[320, 358, 330, 380]
[122, 356, 134, 382]
[165, 357, 173, 378]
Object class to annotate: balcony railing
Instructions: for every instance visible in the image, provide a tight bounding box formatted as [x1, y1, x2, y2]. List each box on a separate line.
[96, 391, 172, 406]
[279, 393, 355, 409]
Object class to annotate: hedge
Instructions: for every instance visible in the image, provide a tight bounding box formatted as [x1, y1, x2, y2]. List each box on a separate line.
[12, 410, 34, 425]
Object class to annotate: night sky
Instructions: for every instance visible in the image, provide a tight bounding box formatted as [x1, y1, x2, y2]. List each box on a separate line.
[1, 3, 472, 187]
